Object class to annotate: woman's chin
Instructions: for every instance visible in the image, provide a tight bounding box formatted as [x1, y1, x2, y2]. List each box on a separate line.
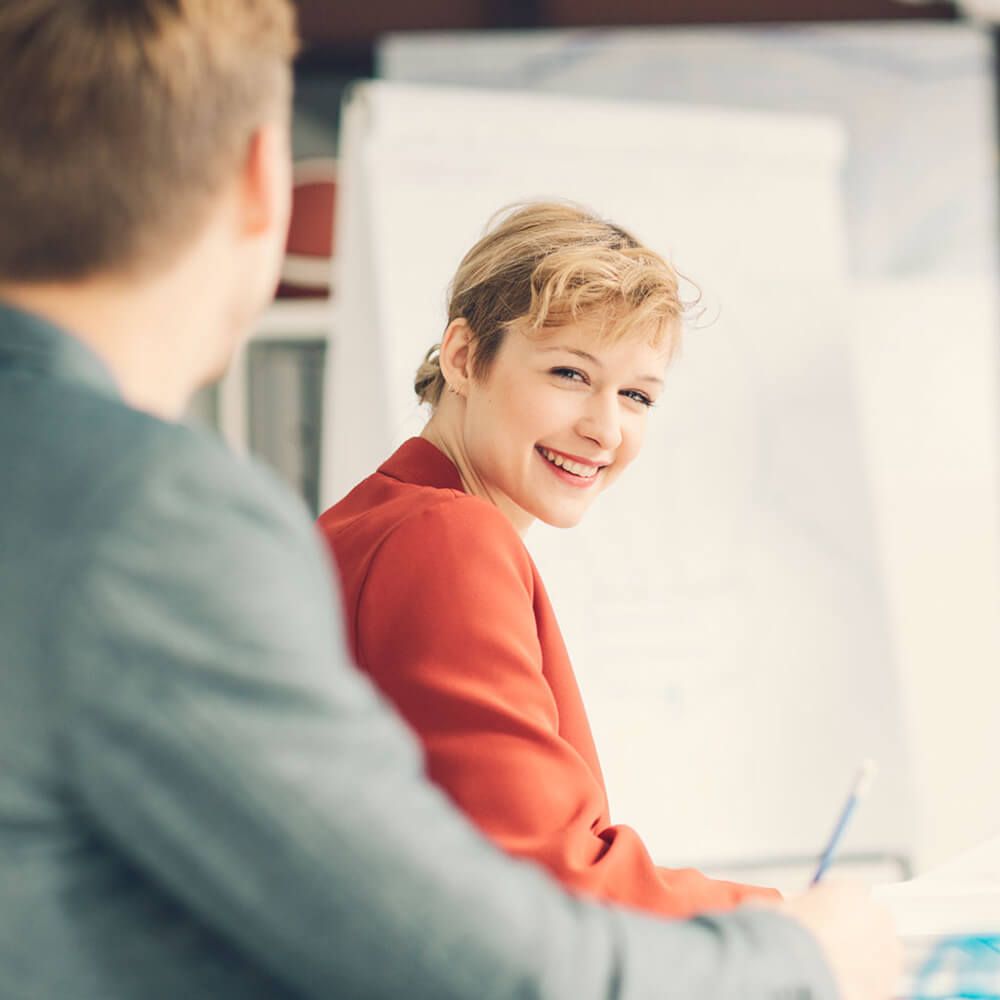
[534, 505, 588, 530]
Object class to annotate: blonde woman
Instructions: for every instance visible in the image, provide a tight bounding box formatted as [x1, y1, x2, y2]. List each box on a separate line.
[318, 202, 778, 917]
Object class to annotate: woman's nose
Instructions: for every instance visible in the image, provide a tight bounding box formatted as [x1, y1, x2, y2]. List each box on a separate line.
[577, 393, 623, 451]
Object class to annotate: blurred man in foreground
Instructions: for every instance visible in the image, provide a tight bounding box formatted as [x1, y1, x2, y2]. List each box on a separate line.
[0, 1, 900, 997]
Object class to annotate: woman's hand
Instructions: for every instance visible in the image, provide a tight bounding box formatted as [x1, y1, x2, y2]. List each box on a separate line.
[775, 881, 901, 1000]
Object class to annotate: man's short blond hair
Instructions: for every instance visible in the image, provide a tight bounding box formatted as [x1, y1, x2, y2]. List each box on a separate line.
[0, 0, 298, 281]
[415, 201, 688, 407]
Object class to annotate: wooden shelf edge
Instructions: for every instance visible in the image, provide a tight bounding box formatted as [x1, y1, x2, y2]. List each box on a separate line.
[251, 298, 337, 341]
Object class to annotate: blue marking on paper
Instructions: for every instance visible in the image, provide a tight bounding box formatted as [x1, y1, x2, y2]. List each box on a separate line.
[914, 936, 1000, 999]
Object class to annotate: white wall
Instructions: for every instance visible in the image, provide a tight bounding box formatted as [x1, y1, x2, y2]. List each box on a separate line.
[850, 279, 1000, 871]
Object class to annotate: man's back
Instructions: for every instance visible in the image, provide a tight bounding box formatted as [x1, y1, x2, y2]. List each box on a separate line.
[0, 304, 303, 997]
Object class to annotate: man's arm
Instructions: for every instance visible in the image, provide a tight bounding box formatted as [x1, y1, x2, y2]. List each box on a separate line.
[57, 428, 838, 1000]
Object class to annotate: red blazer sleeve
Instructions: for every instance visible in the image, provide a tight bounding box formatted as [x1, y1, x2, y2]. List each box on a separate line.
[354, 497, 777, 918]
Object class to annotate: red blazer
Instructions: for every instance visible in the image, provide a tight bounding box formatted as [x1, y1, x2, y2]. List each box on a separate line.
[318, 437, 777, 918]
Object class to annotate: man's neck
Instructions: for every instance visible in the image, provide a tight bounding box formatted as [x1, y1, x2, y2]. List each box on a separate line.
[0, 258, 237, 421]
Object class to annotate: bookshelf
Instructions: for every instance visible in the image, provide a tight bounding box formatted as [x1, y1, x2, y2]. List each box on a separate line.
[218, 299, 334, 448]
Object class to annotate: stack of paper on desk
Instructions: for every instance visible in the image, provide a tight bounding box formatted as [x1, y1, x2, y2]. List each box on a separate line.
[873, 837, 1000, 997]
[875, 835, 1000, 935]
[877, 880, 999, 937]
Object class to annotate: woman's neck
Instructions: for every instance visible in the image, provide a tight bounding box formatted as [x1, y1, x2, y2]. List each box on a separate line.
[420, 408, 534, 536]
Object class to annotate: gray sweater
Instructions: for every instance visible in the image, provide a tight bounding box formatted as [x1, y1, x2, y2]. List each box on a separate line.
[0, 300, 836, 999]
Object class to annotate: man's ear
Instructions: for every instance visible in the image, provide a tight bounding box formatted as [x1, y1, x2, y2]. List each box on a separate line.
[238, 121, 292, 239]
[438, 318, 475, 395]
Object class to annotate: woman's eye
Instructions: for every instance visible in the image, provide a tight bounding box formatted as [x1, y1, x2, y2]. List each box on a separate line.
[551, 367, 587, 383]
[621, 389, 655, 408]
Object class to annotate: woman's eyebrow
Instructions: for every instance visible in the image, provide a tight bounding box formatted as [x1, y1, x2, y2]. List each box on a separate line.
[540, 345, 663, 386]
[540, 345, 602, 366]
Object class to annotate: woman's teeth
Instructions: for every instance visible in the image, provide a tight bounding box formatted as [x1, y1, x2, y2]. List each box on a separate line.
[539, 447, 599, 479]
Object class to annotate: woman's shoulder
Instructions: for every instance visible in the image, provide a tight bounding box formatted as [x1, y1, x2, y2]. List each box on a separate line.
[324, 470, 506, 534]
[388, 487, 523, 553]
[366, 484, 529, 578]
[320, 463, 533, 590]
[362, 490, 537, 612]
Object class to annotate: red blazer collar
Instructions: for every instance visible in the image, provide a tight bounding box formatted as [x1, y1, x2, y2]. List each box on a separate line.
[378, 437, 466, 492]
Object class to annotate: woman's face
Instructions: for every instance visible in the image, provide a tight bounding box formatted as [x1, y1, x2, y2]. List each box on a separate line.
[458, 318, 671, 531]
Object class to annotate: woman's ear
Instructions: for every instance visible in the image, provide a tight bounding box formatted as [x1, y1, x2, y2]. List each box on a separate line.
[438, 318, 475, 396]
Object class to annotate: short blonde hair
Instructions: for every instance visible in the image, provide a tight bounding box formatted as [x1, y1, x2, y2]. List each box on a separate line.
[0, 0, 298, 281]
[415, 201, 687, 406]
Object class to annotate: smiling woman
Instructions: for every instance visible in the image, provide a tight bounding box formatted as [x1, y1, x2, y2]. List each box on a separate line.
[317, 201, 778, 917]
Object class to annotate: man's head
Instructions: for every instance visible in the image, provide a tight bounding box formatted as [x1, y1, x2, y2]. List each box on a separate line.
[0, 0, 297, 281]
[0, 0, 298, 400]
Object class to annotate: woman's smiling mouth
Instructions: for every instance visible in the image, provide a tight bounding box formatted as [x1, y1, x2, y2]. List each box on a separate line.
[536, 446, 605, 486]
